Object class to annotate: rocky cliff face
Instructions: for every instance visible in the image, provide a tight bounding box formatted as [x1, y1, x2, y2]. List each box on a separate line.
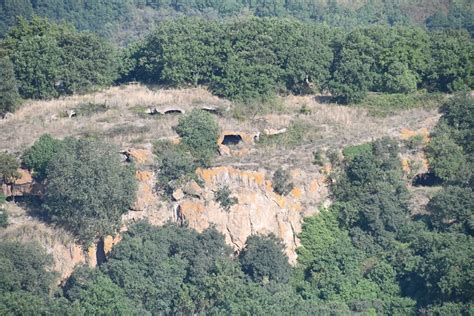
[127, 162, 330, 264]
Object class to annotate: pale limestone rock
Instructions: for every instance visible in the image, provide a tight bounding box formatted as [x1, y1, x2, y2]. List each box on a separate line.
[172, 188, 184, 201]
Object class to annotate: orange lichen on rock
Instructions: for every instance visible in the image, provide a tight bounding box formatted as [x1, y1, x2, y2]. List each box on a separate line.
[179, 200, 206, 215]
[265, 180, 273, 192]
[289, 202, 303, 212]
[196, 166, 267, 189]
[323, 164, 332, 174]
[290, 187, 303, 198]
[309, 179, 319, 193]
[400, 127, 430, 143]
[401, 158, 411, 174]
[135, 170, 153, 181]
[14, 169, 33, 185]
[275, 195, 286, 208]
[127, 149, 153, 165]
[103, 235, 122, 256]
[87, 245, 97, 267]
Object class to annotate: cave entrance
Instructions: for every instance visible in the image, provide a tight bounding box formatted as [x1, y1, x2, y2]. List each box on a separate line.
[412, 172, 443, 187]
[163, 109, 184, 115]
[222, 134, 243, 146]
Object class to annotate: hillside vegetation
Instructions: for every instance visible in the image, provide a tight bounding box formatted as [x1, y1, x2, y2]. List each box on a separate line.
[0, 2, 473, 315]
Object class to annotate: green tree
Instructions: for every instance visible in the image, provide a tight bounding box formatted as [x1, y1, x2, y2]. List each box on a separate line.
[427, 186, 474, 235]
[2, 17, 117, 99]
[0, 241, 56, 294]
[43, 138, 137, 243]
[426, 30, 474, 92]
[272, 168, 294, 196]
[65, 269, 146, 315]
[175, 109, 220, 165]
[239, 234, 291, 283]
[0, 152, 20, 184]
[21, 134, 63, 180]
[426, 124, 471, 185]
[405, 232, 474, 305]
[215, 185, 238, 212]
[0, 56, 21, 115]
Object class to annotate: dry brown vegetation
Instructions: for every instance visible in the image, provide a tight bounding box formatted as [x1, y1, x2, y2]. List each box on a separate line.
[0, 84, 441, 172]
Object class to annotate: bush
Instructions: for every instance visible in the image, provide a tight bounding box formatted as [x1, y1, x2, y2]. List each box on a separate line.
[426, 125, 471, 185]
[0, 152, 20, 184]
[427, 186, 474, 235]
[175, 109, 220, 166]
[0, 56, 21, 115]
[215, 186, 238, 212]
[0, 210, 8, 228]
[272, 168, 294, 196]
[312, 150, 325, 166]
[405, 134, 425, 151]
[239, 234, 291, 283]
[42, 138, 137, 243]
[22, 134, 63, 179]
[342, 143, 373, 161]
[157, 147, 197, 195]
[0, 241, 56, 294]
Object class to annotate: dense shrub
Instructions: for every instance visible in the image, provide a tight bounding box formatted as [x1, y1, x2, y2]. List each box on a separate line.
[0, 241, 56, 294]
[0, 152, 19, 184]
[2, 17, 117, 99]
[43, 138, 137, 243]
[0, 56, 21, 115]
[427, 186, 474, 235]
[342, 143, 373, 161]
[22, 134, 63, 180]
[214, 186, 238, 212]
[239, 234, 291, 283]
[157, 147, 196, 195]
[272, 168, 294, 196]
[175, 109, 220, 166]
[0, 210, 7, 228]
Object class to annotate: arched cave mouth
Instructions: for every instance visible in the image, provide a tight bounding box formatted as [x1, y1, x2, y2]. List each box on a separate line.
[164, 109, 184, 115]
[222, 134, 243, 146]
[412, 172, 443, 187]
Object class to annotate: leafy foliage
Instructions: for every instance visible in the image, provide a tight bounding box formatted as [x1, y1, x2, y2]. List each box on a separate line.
[157, 146, 197, 195]
[22, 134, 63, 180]
[272, 168, 294, 196]
[426, 94, 473, 186]
[0, 152, 19, 184]
[43, 138, 137, 243]
[214, 186, 238, 212]
[0, 210, 8, 228]
[427, 186, 474, 235]
[239, 234, 292, 283]
[175, 109, 220, 165]
[0, 241, 56, 295]
[0, 56, 21, 115]
[2, 17, 117, 99]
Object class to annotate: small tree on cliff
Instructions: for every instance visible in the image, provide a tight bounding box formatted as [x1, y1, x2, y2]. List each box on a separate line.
[175, 109, 220, 166]
[43, 138, 137, 243]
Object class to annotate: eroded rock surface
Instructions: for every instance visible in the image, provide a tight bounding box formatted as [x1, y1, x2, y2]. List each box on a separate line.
[126, 164, 330, 264]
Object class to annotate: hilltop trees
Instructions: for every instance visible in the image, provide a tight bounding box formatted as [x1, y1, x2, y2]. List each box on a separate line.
[43, 138, 137, 243]
[2, 17, 117, 99]
[0, 56, 21, 115]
